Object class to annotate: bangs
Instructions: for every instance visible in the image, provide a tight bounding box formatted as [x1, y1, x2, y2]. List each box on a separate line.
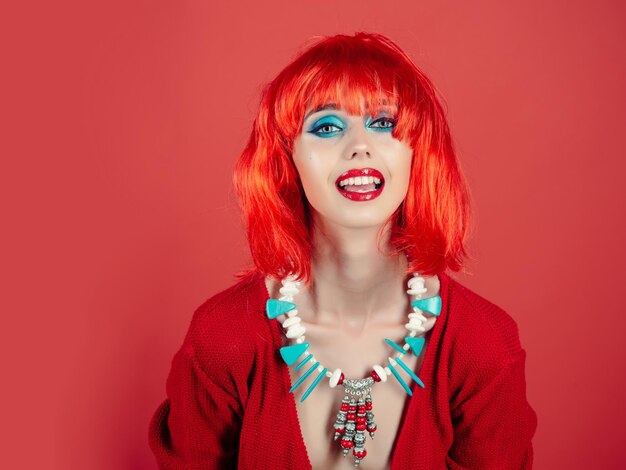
[272, 36, 425, 146]
[305, 66, 399, 119]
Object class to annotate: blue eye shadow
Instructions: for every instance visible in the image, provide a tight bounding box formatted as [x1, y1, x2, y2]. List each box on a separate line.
[366, 114, 395, 133]
[307, 115, 346, 137]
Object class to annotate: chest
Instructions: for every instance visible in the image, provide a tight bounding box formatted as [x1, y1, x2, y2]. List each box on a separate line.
[287, 338, 427, 470]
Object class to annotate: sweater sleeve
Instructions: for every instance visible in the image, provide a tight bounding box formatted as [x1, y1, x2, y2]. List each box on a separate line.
[148, 344, 243, 470]
[445, 349, 537, 469]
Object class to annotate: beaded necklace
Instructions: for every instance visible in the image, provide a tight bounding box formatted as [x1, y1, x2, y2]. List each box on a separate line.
[266, 273, 442, 467]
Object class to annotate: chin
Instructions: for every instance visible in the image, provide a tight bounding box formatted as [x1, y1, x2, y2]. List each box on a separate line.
[325, 213, 394, 231]
[310, 202, 400, 231]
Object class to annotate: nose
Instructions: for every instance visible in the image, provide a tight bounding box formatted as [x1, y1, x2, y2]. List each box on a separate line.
[345, 121, 371, 160]
[350, 143, 370, 159]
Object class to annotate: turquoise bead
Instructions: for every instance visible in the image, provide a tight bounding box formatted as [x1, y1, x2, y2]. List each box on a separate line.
[295, 353, 313, 371]
[384, 338, 406, 355]
[280, 343, 310, 366]
[289, 362, 319, 393]
[266, 299, 296, 319]
[405, 336, 425, 356]
[396, 357, 425, 388]
[301, 368, 328, 402]
[388, 362, 413, 396]
[411, 296, 442, 316]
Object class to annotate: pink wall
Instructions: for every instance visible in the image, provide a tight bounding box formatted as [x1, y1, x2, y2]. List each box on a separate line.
[3, 1, 625, 468]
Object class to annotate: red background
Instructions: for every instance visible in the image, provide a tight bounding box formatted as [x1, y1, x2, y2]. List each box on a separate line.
[2, 1, 625, 469]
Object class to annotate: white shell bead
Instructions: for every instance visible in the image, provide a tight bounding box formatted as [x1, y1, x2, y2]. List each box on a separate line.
[285, 324, 306, 339]
[403, 343, 411, 351]
[281, 275, 300, 285]
[373, 364, 388, 382]
[286, 310, 299, 318]
[317, 365, 324, 373]
[282, 316, 301, 328]
[384, 366, 392, 375]
[408, 276, 425, 287]
[279, 285, 300, 297]
[407, 287, 428, 296]
[409, 313, 428, 322]
[326, 371, 333, 378]
[296, 336, 306, 344]
[405, 322, 426, 333]
[329, 368, 343, 388]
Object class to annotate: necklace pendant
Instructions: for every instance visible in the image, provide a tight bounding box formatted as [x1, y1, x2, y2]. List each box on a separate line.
[332, 377, 377, 467]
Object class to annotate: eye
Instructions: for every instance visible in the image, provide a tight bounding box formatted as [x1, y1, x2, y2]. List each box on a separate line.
[367, 116, 396, 132]
[314, 124, 342, 135]
[307, 115, 345, 138]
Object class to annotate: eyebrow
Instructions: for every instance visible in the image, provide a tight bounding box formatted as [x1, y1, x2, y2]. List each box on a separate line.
[303, 103, 339, 121]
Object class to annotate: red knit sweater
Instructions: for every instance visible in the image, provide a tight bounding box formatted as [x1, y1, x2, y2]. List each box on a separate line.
[149, 271, 537, 469]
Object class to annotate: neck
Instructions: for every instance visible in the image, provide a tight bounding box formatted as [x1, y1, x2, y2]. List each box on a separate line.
[303, 216, 410, 333]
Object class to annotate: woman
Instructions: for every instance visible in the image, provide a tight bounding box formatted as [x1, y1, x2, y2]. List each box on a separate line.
[149, 32, 537, 469]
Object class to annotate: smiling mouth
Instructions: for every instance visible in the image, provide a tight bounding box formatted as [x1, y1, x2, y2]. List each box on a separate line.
[335, 168, 385, 201]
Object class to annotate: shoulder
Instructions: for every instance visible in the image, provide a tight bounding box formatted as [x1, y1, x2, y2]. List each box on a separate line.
[441, 273, 527, 381]
[181, 271, 270, 371]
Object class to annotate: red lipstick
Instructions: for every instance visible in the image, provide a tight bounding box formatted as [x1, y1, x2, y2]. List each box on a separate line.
[335, 168, 385, 202]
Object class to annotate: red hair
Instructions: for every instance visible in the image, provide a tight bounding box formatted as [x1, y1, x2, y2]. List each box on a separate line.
[233, 32, 471, 283]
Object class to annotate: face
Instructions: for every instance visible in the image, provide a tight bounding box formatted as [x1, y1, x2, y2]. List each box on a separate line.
[292, 104, 413, 230]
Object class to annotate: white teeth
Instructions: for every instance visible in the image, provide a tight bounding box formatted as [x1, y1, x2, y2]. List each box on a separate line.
[338, 175, 383, 187]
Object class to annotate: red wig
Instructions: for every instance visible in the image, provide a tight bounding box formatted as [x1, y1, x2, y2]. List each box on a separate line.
[233, 32, 471, 283]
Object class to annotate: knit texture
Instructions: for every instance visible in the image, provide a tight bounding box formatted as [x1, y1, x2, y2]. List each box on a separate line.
[149, 271, 537, 469]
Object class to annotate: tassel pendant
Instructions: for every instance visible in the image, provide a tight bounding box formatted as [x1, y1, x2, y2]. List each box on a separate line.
[332, 377, 376, 467]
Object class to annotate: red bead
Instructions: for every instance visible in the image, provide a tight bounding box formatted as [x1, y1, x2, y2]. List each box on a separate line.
[335, 427, 345, 433]
[366, 403, 373, 410]
[347, 413, 356, 420]
[349, 405, 356, 411]
[367, 425, 377, 432]
[354, 450, 367, 458]
[371, 370, 381, 382]
[341, 404, 349, 411]
[356, 423, 366, 431]
[340, 439, 354, 449]
[358, 407, 365, 413]
[338, 373, 345, 385]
